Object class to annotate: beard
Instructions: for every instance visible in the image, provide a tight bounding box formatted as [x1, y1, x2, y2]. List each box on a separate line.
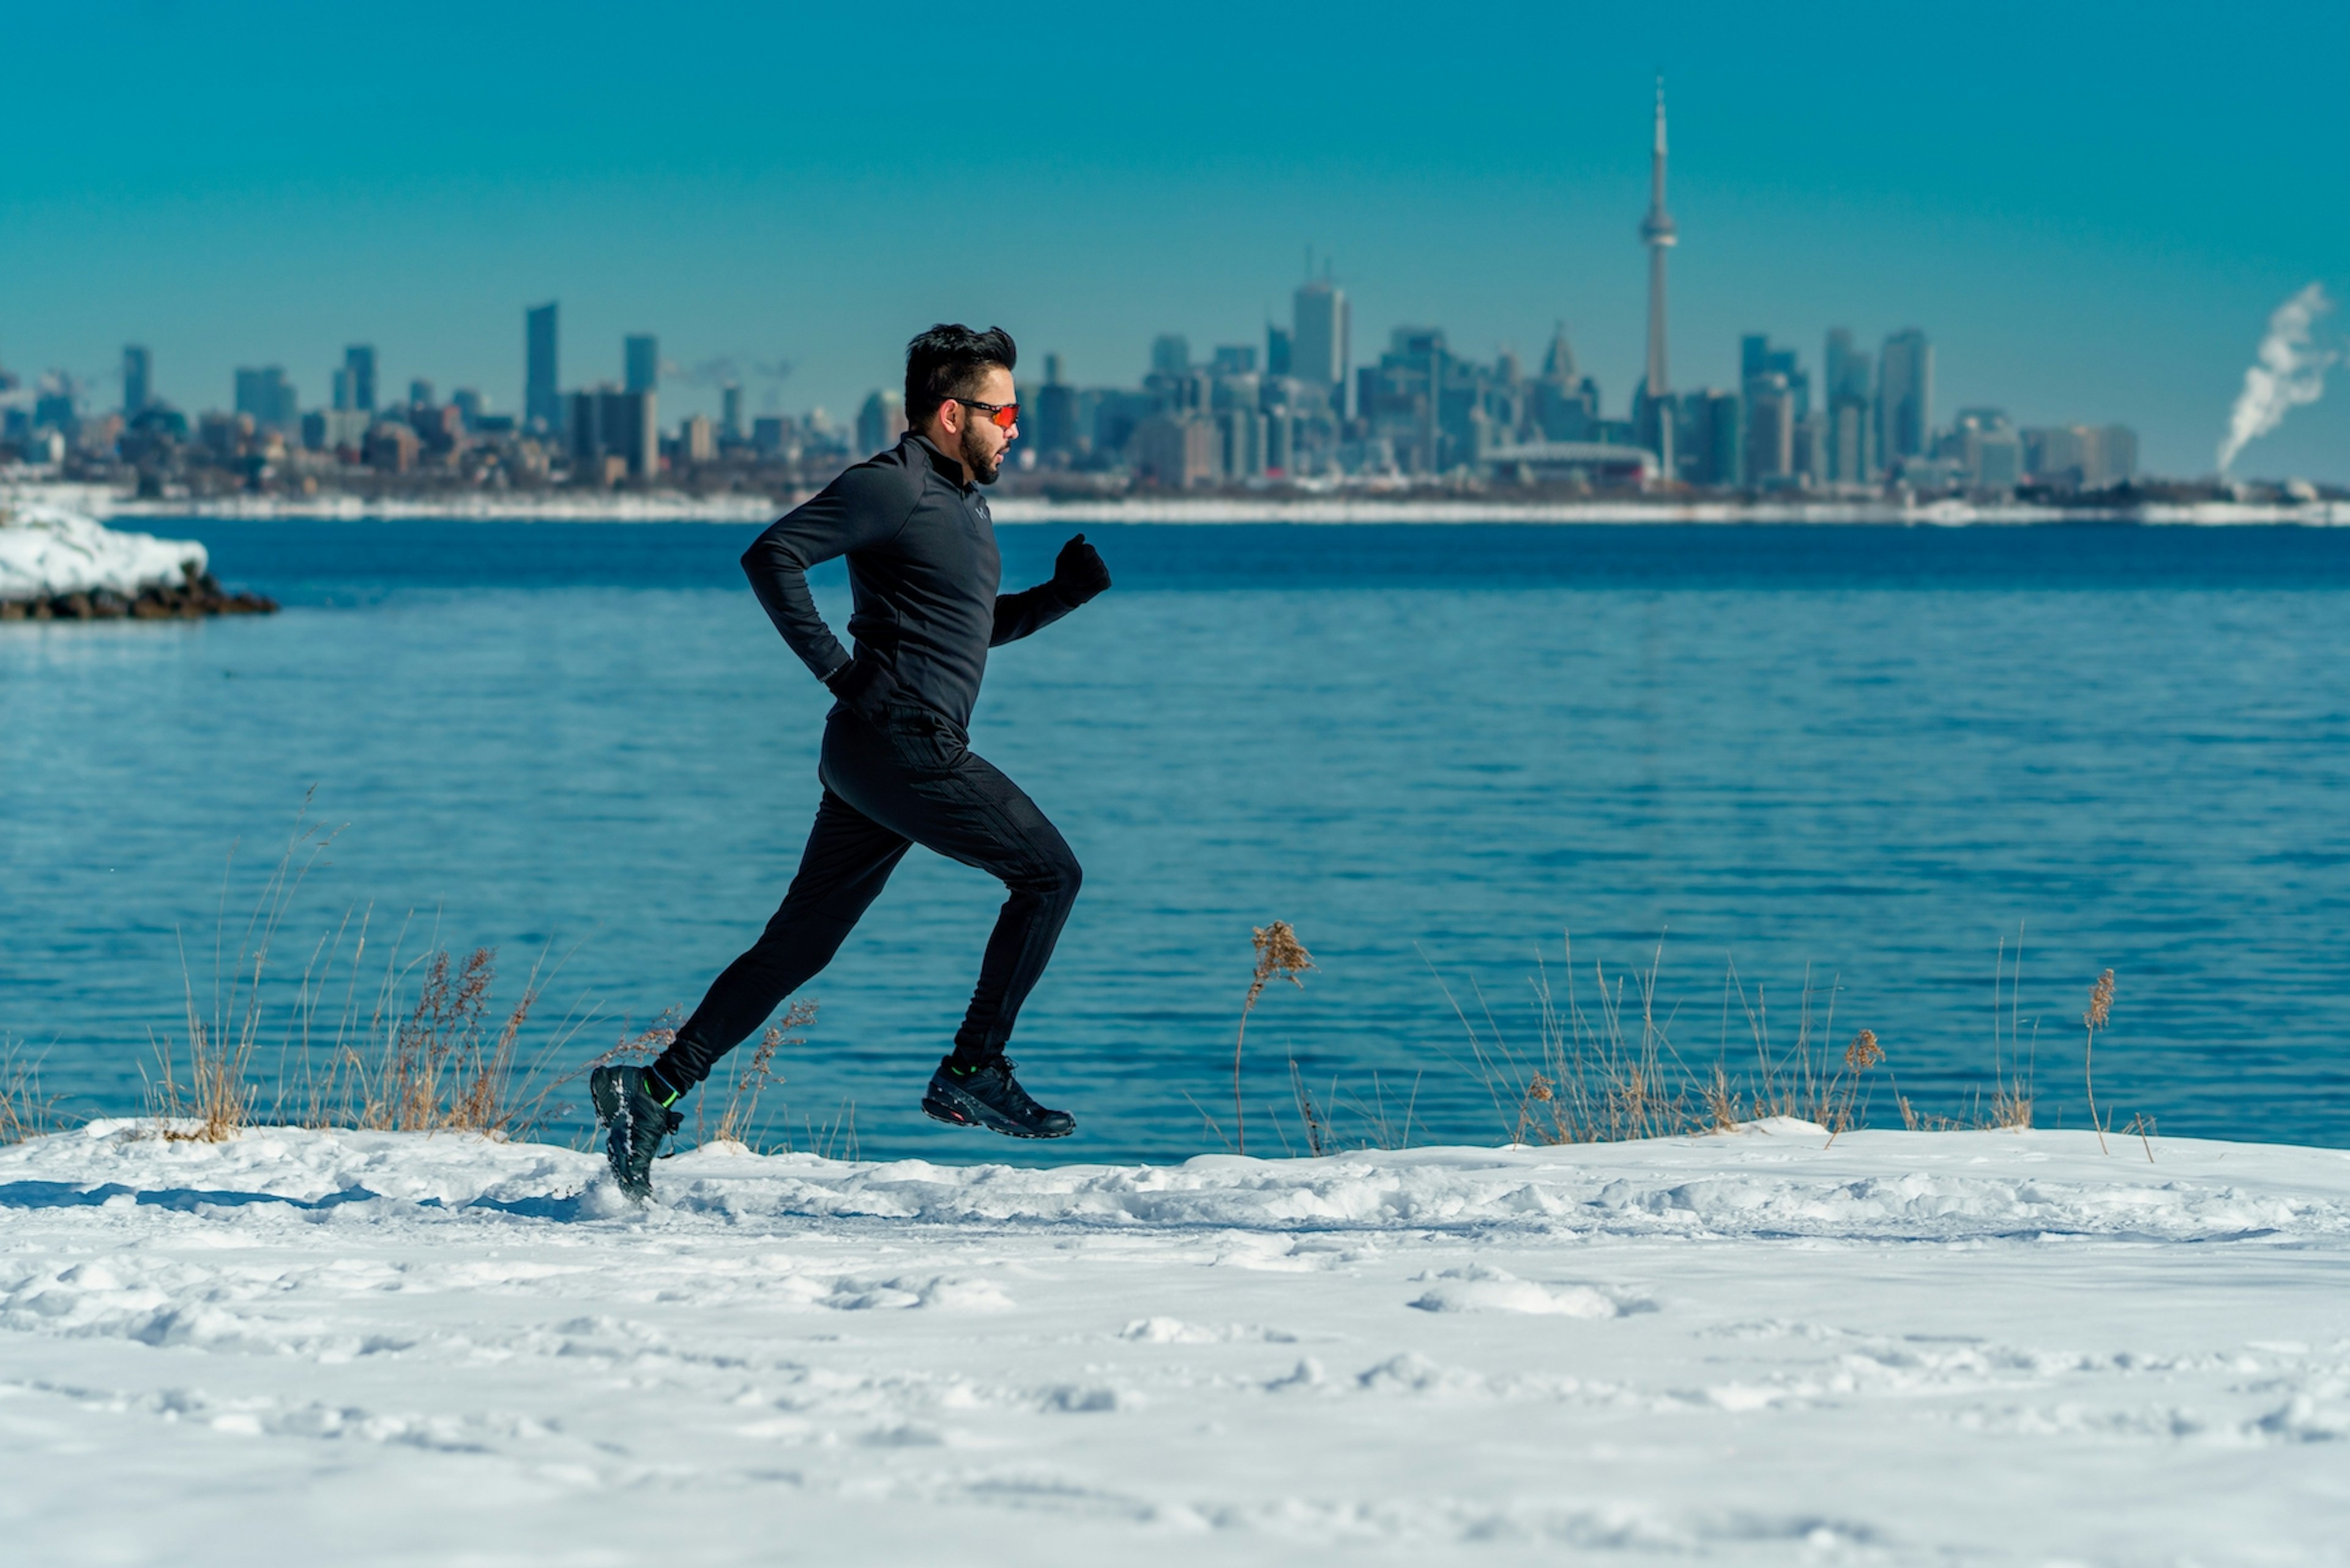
[960, 420, 1004, 485]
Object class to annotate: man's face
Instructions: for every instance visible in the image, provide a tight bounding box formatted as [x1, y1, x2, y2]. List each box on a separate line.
[954, 365, 1018, 485]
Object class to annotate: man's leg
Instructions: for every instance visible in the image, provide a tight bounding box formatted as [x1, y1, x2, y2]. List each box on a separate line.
[822, 714, 1083, 1071]
[648, 785, 911, 1097]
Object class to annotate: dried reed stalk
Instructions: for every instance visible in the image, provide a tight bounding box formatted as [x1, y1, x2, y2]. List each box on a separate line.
[2083, 968, 2115, 1155]
[1234, 922, 1314, 1156]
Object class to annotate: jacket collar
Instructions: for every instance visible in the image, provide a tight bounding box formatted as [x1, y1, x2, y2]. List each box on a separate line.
[906, 431, 973, 491]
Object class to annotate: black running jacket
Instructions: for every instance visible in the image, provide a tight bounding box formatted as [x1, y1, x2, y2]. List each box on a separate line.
[740, 432, 1074, 730]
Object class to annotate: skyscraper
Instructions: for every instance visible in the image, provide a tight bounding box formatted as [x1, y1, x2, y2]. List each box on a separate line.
[720, 383, 743, 442]
[1149, 334, 1191, 378]
[526, 303, 560, 433]
[342, 346, 376, 413]
[1821, 329, 1874, 483]
[1291, 278, 1349, 413]
[625, 335, 659, 394]
[1037, 353, 1080, 461]
[1878, 329, 1932, 465]
[1266, 324, 1292, 378]
[234, 367, 299, 433]
[122, 346, 152, 418]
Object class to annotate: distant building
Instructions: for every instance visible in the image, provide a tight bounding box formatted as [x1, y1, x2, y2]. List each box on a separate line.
[1266, 324, 1292, 378]
[122, 346, 152, 418]
[681, 414, 716, 465]
[1531, 326, 1600, 442]
[720, 383, 743, 442]
[1132, 412, 1219, 488]
[1952, 408, 2021, 491]
[408, 379, 433, 408]
[2023, 423, 2136, 490]
[1826, 394, 1873, 485]
[1674, 390, 1739, 487]
[1291, 280, 1349, 413]
[854, 390, 906, 456]
[1149, 334, 1191, 378]
[1703, 389, 1742, 487]
[1091, 389, 1157, 458]
[1744, 373, 1796, 485]
[1036, 353, 1081, 461]
[750, 416, 789, 456]
[307, 408, 371, 454]
[2094, 425, 2138, 487]
[233, 367, 299, 434]
[1218, 406, 1267, 480]
[569, 386, 658, 480]
[625, 335, 659, 394]
[341, 346, 377, 413]
[363, 420, 419, 473]
[1477, 441, 1658, 490]
[526, 303, 561, 432]
[1877, 329, 1932, 464]
[452, 388, 485, 430]
[1210, 345, 1257, 376]
[1737, 335, 1809, 488]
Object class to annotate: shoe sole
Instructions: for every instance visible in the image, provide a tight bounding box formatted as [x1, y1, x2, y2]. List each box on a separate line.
[921, 1085, 1074, 1139]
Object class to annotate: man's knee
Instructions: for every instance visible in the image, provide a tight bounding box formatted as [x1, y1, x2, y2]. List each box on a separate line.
[1016, 841, 1082, 903]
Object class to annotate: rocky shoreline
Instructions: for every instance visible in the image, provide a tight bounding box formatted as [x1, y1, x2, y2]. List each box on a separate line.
[0, 564, 278, 622]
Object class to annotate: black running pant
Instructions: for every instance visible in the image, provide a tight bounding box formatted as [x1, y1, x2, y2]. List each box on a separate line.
[655, 703, 1082, 1090]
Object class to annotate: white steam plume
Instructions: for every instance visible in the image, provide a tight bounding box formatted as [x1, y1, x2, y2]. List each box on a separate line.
[2217, 282, 2337, 472]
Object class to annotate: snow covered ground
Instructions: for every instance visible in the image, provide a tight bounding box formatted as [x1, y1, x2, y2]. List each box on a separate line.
[2, 1121, 2344, 1566]
[0, 501, 206, 600]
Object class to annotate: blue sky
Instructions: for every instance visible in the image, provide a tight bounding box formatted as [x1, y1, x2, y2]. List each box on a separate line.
[6, 0, 2346, 479]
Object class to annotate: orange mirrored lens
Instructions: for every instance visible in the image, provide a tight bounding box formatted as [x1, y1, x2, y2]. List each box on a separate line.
[990, 403, 1020, 429]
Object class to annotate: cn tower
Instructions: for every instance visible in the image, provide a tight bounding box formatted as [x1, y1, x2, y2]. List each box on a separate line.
[1638, 75, 1676, 400]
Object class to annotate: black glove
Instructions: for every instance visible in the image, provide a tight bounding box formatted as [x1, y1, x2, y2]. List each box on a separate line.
[1050, 532, 1113, 607]
[824, 654, 894, 723]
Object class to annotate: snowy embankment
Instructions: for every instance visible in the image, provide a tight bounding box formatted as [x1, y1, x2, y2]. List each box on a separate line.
[3, 1124, 2344, 1566]
[0, 502, 272, 619]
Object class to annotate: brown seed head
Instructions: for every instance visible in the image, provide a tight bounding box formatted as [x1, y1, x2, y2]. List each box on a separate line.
[1527, 1073, 1555, 1102]
[2084, 969, 2115, 1032]
[1844, 1029, 1883, 1071]
[1245, 920, 1316, 1008]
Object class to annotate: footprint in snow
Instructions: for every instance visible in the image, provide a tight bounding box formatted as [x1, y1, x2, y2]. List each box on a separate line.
[1408, 1264, 1647, 1318]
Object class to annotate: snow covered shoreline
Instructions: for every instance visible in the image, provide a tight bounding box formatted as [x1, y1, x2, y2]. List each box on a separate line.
[4, 1122, 2344, 1564]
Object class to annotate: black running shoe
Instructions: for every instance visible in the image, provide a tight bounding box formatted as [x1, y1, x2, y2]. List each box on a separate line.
[590, 1064, 683, 1200]
[922, 1056, 1075, 1139]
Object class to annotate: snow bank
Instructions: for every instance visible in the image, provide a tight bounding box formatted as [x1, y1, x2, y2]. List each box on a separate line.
[4, 1125, 2345, 1565]
[16, 1118, 2339, 1245]
[0, 501, 206, 601]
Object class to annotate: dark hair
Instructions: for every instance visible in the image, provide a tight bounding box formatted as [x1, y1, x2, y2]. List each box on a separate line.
[904, 323, 1017, 424]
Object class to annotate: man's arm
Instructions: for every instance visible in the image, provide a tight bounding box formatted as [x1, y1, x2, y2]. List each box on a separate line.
[741, 466, 917, 682]
[991, 533, 1111, 646]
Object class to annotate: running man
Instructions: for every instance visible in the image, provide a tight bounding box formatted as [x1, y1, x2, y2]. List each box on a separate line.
[592, 324, 1111, 1198]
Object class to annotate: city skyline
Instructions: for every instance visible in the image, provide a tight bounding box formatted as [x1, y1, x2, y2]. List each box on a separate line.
[4, 1, 2344, 480]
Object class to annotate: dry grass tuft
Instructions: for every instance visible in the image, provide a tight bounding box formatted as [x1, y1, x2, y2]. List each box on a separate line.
[146, 806, 337, 1140]
[700, 999, 818, 1151]
[332, 946, 550, 1135]
[1433, 933, 1720, 1145]
[0, 1045, 58, 1145]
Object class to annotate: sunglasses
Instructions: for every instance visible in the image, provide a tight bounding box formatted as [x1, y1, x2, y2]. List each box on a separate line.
[954, 396, 1020, 430]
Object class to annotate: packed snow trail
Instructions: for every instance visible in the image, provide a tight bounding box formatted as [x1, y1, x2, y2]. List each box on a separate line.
[2, 1122, 2346, 1566]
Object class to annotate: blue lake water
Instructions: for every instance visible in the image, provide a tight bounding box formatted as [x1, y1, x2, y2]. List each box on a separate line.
[3, 520, 2347, 1159]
